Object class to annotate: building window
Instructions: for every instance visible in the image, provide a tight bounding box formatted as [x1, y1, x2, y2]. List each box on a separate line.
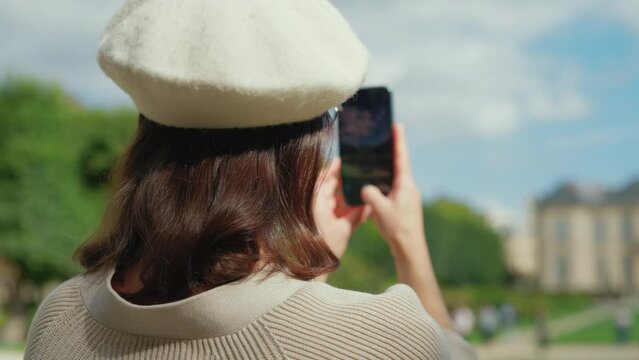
[597, 256, 609, 289]
[557, 255, 569, 286]
[555, 217, 570, 244]
[623, 256, 634, 287]
[623, 216, 633, 243]
[594, 217, 606, 243]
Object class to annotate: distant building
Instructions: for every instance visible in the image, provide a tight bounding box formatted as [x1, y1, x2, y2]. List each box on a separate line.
[505, 232, 538, 280]
[503, 198, 539, 281]
[535, 180, 639, 293]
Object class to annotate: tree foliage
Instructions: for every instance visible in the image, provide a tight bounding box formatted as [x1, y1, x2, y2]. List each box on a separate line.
[330, 199, 506, 292]
[424, 199, 506, 285]
[0, 76, 136, 284]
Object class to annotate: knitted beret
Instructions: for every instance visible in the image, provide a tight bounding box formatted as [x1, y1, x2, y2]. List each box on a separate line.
[97, 0, 369, 129]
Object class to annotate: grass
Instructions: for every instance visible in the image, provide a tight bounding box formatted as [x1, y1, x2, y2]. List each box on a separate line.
[0, 340, 25, 352]
[0, 304, 36, 352]
[466, 328, 505, 344]
[443, 285, 593, 322]
[0, 308, 7, 329]
[552, 311, 639, 344]
[466, 329, 485, 344]
[439, 285, 596, 345]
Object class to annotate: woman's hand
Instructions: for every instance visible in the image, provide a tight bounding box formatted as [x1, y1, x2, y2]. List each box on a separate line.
[360, 123, 454, 330]
[360, 123, 425, 258]
[313, 157, 371, 260]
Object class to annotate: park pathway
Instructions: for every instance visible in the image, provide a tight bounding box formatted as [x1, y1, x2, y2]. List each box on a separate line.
[475, 295, 639, 360]
[504, 295, 639, 345]
[476, 343, 639, 360]
[0, 349, 21, 360]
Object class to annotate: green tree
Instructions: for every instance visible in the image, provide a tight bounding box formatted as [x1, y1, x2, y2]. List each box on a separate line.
[0, 77, 136, 341]
[0, 76, 136, 283]
[424, 199, 505, 285]
[330, 198, 506, 292]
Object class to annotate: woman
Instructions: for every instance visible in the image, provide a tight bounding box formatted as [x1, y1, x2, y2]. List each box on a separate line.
[24, 0, 477, 359]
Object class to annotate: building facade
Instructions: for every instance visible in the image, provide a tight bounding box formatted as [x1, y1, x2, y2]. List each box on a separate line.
[535, 180, 639, 294]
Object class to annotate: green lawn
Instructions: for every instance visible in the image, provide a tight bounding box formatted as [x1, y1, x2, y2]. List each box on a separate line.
[442, 285, 594, 345]
[553, 311, 639, 344]
[0, 308, 7, 329]
[0, 305, 35, 351]
[0, 340, 25, 352]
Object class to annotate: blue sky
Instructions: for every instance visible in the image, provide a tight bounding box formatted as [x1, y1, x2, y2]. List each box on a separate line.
[1, 0, 638, 231]
[412, 12, 639, 228]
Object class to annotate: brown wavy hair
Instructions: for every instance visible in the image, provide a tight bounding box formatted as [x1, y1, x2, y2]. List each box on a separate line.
[73, 113, 339, 305]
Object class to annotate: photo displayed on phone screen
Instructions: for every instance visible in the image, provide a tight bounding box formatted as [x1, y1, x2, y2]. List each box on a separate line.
[338, 87, 394, 206]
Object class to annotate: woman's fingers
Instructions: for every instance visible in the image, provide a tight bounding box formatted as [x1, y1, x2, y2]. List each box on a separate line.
[340, 204, 372, 228]
[360, 204, 373, 223]
[393, 123, 413, 182]
[361, 185, 391, 216]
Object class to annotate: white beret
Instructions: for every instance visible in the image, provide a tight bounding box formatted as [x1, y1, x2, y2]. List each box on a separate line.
[98, 0, 369, 129]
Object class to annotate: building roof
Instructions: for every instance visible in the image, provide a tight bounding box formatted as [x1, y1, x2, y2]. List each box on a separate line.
[607, 179, 639, 204]
[538, 178, 639, 206]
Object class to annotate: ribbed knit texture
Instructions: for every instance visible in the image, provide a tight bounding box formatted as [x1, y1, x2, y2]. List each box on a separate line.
[25, 274, 477, 359]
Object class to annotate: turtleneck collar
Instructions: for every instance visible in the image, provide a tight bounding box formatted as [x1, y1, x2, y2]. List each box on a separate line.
[79, 264, 312, 339]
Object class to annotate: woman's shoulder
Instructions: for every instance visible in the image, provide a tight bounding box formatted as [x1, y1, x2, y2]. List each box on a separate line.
[28, 273, 86, 323]
[297, 280, 431, 313]
[260, 280, 455, 359]
[24, 273, 86, 357]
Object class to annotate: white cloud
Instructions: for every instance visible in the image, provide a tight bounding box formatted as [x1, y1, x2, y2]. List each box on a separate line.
[0, 0, 130, 106]
[332, 0, 606, 141]
[606, 0, 639, 34]
[476, 198, 517, 231]
[1, 0, 636, 141]
[474, 196, 538, 236]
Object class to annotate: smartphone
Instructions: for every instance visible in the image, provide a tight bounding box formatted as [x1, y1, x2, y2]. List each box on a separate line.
[338, 87, 394, 206]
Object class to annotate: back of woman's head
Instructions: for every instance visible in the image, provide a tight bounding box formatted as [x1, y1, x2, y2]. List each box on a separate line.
[74, 113, 338, 304]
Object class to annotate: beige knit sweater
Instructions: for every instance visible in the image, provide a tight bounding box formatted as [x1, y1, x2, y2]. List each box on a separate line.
[24, 265, 477, 359]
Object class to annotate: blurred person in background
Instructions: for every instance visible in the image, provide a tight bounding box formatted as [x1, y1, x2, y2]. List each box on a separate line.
[21, 0, 478, 359]
[478, 304, 500, 342]
[452, 305, 476, 339]
[535, 308, 550, 348]
[499, 302, 518, 330]
[614, 304, 633, 344]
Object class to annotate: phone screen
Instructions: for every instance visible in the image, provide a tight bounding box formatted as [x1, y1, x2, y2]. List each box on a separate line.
[338, 87, 393, 206]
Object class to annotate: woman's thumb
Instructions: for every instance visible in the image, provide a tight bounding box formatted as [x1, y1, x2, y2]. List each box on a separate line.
[361, 185, 390, 214]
